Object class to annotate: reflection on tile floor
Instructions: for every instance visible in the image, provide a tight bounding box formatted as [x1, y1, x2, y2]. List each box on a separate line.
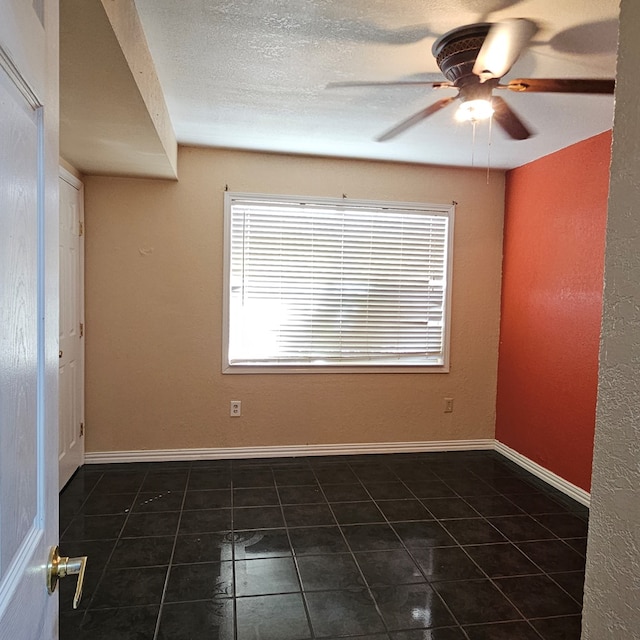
[59, 451, 588, 640]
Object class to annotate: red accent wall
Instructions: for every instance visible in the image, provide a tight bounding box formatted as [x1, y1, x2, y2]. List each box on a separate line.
[496, 131, 612, 492]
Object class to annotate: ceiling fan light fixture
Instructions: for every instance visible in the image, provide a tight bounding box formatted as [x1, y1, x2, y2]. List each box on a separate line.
[455, 98, 494, 122]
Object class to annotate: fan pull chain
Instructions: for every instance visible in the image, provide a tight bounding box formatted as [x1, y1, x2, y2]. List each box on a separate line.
[487, 114, 493, 184]
[471, 119, 477, 168]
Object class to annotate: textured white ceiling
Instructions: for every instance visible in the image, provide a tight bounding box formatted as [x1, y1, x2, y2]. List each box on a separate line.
[134, 0, 618, 169]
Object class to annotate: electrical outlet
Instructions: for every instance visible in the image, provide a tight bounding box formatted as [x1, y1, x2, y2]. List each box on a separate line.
[444, 398, 454, 413]
[230, 401, 241, 417]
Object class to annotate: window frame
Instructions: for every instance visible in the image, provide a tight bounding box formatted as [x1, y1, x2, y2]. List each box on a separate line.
[222, 192, 455, 374]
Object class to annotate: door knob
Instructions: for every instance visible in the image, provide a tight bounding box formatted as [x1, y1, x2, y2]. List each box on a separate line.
[47, 545, 88, 609]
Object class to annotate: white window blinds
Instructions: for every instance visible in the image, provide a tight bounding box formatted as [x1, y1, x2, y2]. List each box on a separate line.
[223, 193, 454, 371]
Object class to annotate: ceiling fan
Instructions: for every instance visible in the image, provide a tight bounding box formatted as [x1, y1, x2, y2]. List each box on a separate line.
[328, 19, 615, 142]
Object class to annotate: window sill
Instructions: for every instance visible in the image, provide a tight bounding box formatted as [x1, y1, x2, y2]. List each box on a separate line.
[223, 363, 450, 374]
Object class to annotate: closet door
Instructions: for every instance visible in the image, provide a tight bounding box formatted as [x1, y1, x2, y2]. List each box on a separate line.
[59, 169, 85, 489]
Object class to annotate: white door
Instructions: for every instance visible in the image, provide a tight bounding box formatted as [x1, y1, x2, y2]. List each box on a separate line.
[0, 1, 60, 639]
[59, 171, 85, 489]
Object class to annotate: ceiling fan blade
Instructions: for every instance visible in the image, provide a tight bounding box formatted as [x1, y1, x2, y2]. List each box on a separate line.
[505, 78, 615, 94]
[492, 96, 532, 140]
[377, 97, 457, 142]
[327, 80, 452, 89]
[473, 19, 538, 82]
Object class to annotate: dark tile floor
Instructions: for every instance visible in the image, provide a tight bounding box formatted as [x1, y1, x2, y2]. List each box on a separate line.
[59, 451, 589, 640]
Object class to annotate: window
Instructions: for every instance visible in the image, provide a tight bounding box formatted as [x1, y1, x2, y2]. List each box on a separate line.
[223, 193, 454, 373]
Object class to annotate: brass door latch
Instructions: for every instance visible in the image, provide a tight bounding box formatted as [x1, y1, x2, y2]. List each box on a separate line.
[47, 545, 88, 609]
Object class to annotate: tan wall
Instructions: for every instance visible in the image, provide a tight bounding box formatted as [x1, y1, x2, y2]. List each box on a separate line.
[84, 147, 505, 453]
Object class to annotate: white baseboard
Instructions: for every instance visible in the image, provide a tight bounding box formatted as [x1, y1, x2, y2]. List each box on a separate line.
[495, 441, 591, 507]
[84, 439, 494, 464]
[84, 438, 590, 507]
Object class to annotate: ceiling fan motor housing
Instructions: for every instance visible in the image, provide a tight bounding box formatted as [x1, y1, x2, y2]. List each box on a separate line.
[433, 23, 492, 90]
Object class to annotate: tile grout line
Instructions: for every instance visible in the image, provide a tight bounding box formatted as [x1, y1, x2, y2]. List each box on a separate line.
[348, 460, 574, 638]
[72, 467, 151, 627]
[449, 471, 579, 637]
[386, 465, 477, 640]
[59, 468, 102, 540]
[433, 469, 549, 639]
[349, 460, 479, 637]
[463, 466, 588, 610]
[349, 460, 476, 638]
[375, 467, 476, 639]
[273, 467, 319, 640]
[151, 466, 192, 640]
[58, 468, 104, 629]
[230, 460, 238, 640]
[384, 462, 478, 640]
[311, 463, 393, 639]
[60, 453, 586, 640]
[312, 458, 502, 637]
